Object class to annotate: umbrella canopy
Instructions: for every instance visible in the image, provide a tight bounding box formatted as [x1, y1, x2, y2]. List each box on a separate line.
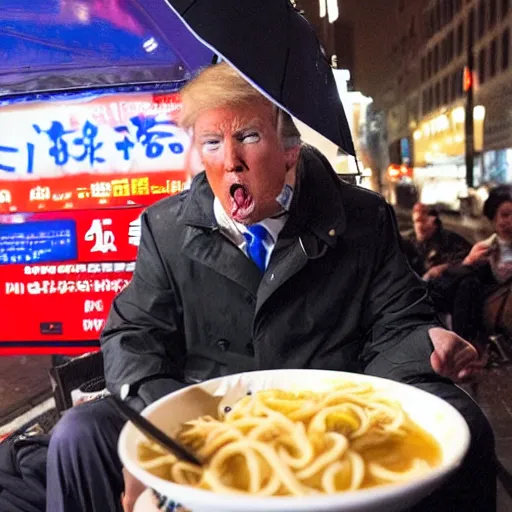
[0, 0, 213, 99]
[163, 0, 355, 156]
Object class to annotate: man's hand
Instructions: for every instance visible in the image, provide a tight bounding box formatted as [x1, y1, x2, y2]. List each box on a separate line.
[429, 327, 487, 382]
[463, 241, 491, 266]
[122, 469, 146, 512]
[422, 263, 450, 281]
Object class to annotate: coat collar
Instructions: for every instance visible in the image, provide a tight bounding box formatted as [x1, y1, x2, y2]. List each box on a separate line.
[178, 144, 347, 244]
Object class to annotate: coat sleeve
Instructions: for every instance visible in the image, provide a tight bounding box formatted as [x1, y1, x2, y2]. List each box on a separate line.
[100, 212, 187, 408]
[360, 202, 447, 385]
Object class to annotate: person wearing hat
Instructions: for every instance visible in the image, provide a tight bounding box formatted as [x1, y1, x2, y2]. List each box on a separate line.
[45, 63, 492, 512]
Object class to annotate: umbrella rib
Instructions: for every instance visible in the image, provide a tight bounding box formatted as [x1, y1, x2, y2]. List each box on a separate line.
[279, 46, 291, 103]
[181, 0, 202, 17]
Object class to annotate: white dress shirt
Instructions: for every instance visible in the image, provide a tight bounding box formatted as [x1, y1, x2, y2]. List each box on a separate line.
[213, 198, 288, 268]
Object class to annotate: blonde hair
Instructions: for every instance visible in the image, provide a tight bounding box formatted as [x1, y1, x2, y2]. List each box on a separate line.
[180, 62, 301, 149]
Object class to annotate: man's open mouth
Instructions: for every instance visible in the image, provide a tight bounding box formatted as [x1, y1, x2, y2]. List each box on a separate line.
[229, 183, 254, 220]
[230, 184, 250, 208]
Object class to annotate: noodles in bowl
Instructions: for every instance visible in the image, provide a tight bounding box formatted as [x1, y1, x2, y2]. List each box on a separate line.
[119, 369, 470, 512]
[137, 382, 441, 497]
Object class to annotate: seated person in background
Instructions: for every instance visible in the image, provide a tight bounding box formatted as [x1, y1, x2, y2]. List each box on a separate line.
[455, 185, 512, 340]
[428, 185, 512, 344]
[46, 63, 492, 512]
[402, 203, 472, 280]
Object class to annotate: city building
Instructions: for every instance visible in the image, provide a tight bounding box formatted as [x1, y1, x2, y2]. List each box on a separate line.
[296, 0, 355, 79]
[383, 0, 512, 209]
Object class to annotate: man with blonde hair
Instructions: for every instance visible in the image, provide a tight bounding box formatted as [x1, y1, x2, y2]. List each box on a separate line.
[46, 63, 493, 512]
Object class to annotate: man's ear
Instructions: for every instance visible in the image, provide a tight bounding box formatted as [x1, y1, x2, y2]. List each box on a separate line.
[284, 144, 301, 171]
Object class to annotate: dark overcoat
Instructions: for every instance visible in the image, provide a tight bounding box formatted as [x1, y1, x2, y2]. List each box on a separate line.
[102, 146, 441, 404]
[101, 146, 495, 509]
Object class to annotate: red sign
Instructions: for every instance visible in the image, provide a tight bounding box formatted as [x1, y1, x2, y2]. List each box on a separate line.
[0, 90, 191, 355]
[0, 207, 146, 354]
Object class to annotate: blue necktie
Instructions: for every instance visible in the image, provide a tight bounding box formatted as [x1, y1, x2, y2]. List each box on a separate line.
[243, 225, 269, 272]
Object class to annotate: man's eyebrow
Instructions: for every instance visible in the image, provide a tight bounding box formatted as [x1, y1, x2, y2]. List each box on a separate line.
[197, 131, 222, 139]
[233, 120, 263, 136]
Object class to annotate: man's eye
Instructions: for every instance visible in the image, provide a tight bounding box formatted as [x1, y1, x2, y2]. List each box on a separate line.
[241, 132, 260, 143]
[203, 140, 220, 151]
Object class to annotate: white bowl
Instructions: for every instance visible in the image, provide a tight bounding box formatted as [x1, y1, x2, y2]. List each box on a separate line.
[119, 369, 470, 512]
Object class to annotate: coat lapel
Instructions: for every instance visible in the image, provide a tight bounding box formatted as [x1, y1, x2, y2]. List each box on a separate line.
[181, 226, 262, 295]
[255, 145, 347, 313]
[255, 235, 308, 313]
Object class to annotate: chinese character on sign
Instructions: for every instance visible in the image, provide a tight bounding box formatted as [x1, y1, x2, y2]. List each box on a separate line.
[169, 180, 184, 194]
[73, 121, 105, 166]
[87, 263, 102, 273]
[0, 145, 17, 173]
[130, 177, 149, 196]
[112, 179, 130, 197]
[150, 185, 167, 195]
[5, 282, 24, 295]
[52, 192, 73, 202]
[33, 121, 73, 166]
[0, 190, 11, 204]
[114, 115, 184, 160]
[84, 299, 104, 313]
[129, 114, 175, 159]
[29, 186, 51, 201]
[83, 319, 105, 332]
[101, 263, 114, 273]
[76, 280, 91, 292]
[77, 187, 91, 199]
[85, 219, 117, 253]
[114, 127, 136, 161]
[91, 182, 112, 198]
[128, 216, 141, 247]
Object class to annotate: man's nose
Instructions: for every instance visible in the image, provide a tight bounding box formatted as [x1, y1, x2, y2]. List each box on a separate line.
[224, 143, 244, 173]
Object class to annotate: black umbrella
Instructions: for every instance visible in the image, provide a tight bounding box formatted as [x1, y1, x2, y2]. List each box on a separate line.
[164, 0, 355, 156]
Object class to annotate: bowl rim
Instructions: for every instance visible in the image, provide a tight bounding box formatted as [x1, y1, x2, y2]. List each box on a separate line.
[119, 369, 471, 511]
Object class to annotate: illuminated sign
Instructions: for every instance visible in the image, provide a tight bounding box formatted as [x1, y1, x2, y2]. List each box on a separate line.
[0, 90, 191, 354]
[0, 92, 188, 179]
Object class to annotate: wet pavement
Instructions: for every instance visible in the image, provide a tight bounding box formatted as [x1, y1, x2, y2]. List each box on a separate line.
[0, 356, 52, 426]
[477, 362, 512, 511]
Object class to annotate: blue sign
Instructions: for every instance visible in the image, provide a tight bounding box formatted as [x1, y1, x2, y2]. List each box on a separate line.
[0, 220, 77, 265]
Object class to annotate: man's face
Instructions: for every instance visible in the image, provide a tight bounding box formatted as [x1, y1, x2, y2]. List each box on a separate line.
[413, 211, 437, 242]
[193, 100, 298, 224]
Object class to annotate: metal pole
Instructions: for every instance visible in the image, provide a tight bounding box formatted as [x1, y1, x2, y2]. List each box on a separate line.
[465, 22, 475, 189]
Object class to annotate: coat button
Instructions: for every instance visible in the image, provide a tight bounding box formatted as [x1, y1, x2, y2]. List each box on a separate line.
[216, 339, 230, 351]
[245, 294, 256, 306]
